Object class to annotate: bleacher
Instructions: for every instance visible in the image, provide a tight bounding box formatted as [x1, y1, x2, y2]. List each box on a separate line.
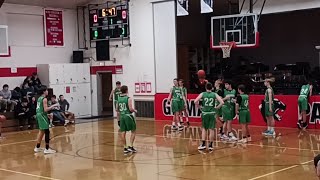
[2, 112, 19, 132]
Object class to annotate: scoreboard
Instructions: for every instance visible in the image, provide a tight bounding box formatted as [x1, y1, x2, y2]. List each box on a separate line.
[89, 1, 129, 41]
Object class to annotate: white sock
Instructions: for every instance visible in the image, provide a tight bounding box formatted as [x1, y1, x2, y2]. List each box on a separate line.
[177, 122, 181, 127]
[172, 122, 175, 126]
[270, 127, 274, 132]
[267, 126, 271, 131]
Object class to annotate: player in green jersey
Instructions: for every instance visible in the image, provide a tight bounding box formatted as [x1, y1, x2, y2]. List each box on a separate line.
[34, 86, 60, 154]
[263, 78, 276, 137]
[214, 79, 224, 137]
[195, 83, 224, 151]
[109, 81, 122, 127]
[179, 79, 190, 126]
[236, 84, 251, 143]
[117, 85, 138, 154]
[298, 81, 313, 129]
[221, 80, 237, 142]
[166, 78, 187, 131]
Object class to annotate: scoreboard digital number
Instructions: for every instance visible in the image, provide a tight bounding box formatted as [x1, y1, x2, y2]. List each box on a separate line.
[89, 2, 129, 41]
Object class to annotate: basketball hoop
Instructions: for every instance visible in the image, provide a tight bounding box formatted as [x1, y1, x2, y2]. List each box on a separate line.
[220, 41, 236, 58]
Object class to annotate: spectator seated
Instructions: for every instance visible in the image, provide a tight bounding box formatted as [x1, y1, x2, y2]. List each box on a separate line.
[0, 84, 17, 112]
[59, 95, 75, 123]
[15, 98, 34, 130]
[31, 72, 42, 92]
[49, 95, 68, 126]
[21, 82, 35, 99]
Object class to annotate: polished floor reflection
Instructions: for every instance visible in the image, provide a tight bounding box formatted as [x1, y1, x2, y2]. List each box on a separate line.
[0, 119, 319, 180]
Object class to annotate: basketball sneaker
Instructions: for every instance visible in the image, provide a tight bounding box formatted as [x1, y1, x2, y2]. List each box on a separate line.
[238, 138, 247, 144]
[228, 132, 238, 142]
[49, 123, 54, 128]
[171, 125, 178, 131]
[34, 147, 43, 153]
[128, 146, 137, 153]
[297, 120, 303, 129]
[221, 134, 228, 140]
[44, 148, 56, 154]
[208, 145, 214, 151]
[302, 122, 308, 129]
[178, 126, 184, 131]
[198, 144, 206, 150]
[266, 130, 276, 137]
[262, 129, 269, 136]
[123, 148, 129, 154]
[64, 120, 70, 127]
[247, 136, 252, 142]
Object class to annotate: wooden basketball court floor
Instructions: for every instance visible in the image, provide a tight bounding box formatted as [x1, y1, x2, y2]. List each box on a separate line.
[0, 119, 319, 180]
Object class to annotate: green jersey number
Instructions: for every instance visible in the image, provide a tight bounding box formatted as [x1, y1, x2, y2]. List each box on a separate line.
[36, 102, 41, 110]
[243, 100, 248, 107]
[300, 88, 308, 95]
[118, 103, 127, 112]
[204, 98, 214, 106]
[176, 93, 182, 99]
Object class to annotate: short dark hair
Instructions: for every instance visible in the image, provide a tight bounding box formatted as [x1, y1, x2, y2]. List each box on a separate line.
[224, 80, 232, 85]
[206, 83, 213, 90]
[21, 98, 28, 103]
[238, 84, 246, 93]
[116, 81, 121, 85]
[38, 86, 47, 95]
[173, 78, 178, 81]
[51, 95, 56, 99]
[121, 85, 128, 94]
[59, 95, 63, 98]
[3, 84, 8, 89]
[179, 79, 184, 83]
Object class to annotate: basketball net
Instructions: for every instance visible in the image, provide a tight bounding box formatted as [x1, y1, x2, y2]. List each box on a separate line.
[220, 42, 235, 58]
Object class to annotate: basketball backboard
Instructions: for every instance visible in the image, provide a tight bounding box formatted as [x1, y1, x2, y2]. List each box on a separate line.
[210, 13, 259, 49]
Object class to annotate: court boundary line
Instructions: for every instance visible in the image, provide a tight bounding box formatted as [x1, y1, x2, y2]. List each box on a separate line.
[0, 167, 62, 180]
[248, 160, 314, 180]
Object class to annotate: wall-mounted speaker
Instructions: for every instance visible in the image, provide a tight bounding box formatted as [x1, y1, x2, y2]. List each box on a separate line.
[73, 51, 83, 63]
[96, 40, 110, 61]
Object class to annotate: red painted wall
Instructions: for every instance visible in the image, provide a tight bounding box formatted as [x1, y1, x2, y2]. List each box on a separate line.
[155, 93, 320, 129]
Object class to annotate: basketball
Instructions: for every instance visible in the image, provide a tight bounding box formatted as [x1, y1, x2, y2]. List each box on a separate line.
[197, 70, 206, 78]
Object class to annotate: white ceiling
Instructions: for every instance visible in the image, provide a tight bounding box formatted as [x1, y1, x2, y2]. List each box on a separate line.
[4, 0, 93, 9]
